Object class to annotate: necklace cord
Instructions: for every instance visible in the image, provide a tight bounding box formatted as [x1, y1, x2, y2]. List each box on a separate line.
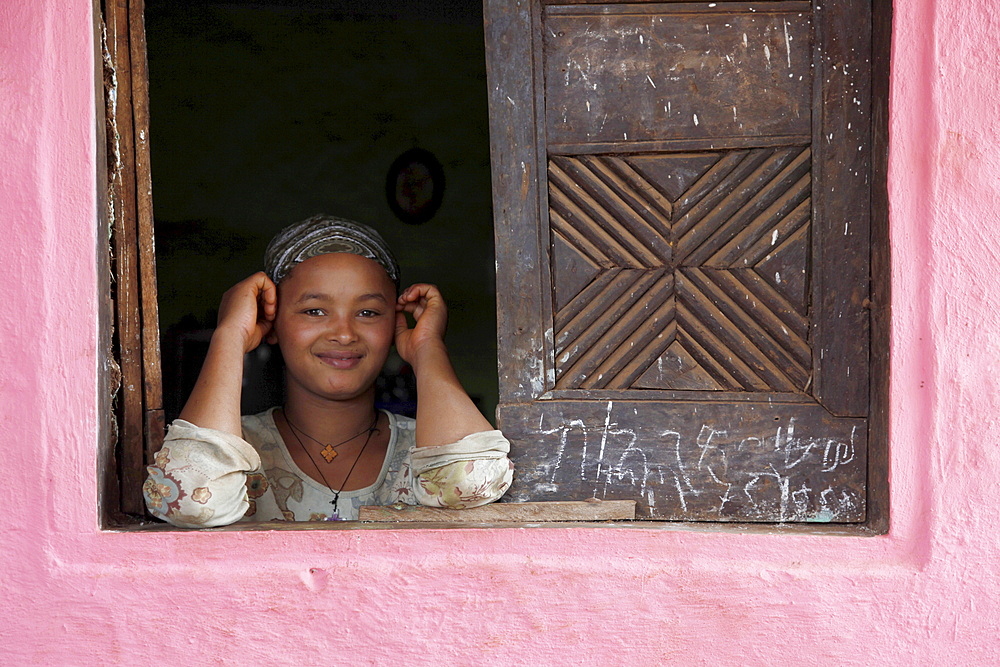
[285, 411, 378, 457]
[282, 411, 380, 511]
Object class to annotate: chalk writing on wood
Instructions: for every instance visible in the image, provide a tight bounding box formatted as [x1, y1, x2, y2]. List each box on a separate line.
[502, 400, 866, 522]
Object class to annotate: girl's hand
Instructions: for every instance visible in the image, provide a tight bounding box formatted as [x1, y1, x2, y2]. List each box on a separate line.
[395, 283, 448, 366]
[215, 272, 277, 354]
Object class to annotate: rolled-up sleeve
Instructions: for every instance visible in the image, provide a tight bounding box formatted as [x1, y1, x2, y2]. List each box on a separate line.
[408, 430, 514, 509]
[142, 420, 262, 528]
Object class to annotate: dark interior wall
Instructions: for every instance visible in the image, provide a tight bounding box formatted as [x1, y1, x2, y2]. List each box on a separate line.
[147, 0, 498, 421]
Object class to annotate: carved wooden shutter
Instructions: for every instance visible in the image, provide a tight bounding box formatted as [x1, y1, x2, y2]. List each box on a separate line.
[485, 0, 873, 521]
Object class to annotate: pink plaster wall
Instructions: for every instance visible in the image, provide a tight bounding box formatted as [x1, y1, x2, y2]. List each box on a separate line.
[2, 0, 998, 663]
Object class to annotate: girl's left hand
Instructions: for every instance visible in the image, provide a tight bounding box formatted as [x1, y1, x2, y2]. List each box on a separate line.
[395, 283, 448, 365]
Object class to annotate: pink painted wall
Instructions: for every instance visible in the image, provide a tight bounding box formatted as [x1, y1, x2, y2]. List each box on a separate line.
[2, 0, 998, 663]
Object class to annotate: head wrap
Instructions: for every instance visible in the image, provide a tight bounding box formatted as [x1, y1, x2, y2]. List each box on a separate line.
[263, 214, 400, 290]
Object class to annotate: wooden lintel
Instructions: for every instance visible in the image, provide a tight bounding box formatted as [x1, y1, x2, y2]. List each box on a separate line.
[358, 500, 636, 523]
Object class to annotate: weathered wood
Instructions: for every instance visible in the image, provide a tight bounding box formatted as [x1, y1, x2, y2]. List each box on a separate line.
[549, 134, 813, 155]
[551, 157, 672, 263]
[545, 1, 812, 10]
[487, 0, 876, 523]
[866, 0, 892, 534]
[128, 0, 165, 461]
[102, 0, 165, 516]
[544, 389, 810, 404]
[485, 0, 552, 404]
[682, 148, 811, 266]
[544, 5, 813, 145]
[359, 500, 636, 523]
[107, 0, 147, 516]
[97, 5, 124, 527]
[680, 268, 809, 390]
[502, 400, 866, 522]
[810, 0, 872, 417]
[556, 270, 672, 385]
[549, 147, 813, 395]
[109, 517, 886, 535]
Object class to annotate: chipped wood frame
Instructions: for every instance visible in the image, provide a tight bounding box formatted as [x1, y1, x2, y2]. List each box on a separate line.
[100, 0, 164, 525]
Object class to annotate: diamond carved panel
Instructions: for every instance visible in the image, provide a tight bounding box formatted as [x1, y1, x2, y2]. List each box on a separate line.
[550, 148, 812, 392]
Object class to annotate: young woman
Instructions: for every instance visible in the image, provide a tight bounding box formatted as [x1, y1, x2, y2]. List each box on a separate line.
[144, 215, 513, 526]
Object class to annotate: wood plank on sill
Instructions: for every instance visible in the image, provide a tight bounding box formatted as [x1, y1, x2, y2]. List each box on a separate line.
[358, 500, 636, 523]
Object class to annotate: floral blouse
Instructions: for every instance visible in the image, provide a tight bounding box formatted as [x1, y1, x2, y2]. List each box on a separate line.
[143, 408, 514, 527]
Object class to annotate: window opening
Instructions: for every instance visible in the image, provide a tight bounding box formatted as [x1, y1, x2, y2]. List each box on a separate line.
[101, 0, 889, 531]
[103, 0, 500, 524]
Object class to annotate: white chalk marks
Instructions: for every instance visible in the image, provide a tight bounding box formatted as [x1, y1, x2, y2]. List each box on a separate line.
[528, 407, 864, 522]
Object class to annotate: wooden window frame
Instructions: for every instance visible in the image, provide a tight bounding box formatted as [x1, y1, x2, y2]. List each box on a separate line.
[100, 0, 165, 526]
[98, 0, 891, 533]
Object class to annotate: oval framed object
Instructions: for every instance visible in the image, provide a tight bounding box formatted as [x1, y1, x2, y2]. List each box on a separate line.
[385, 148, 445, 225]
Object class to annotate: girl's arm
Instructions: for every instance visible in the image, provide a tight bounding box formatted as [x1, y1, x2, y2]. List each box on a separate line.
[178, 272, 277, 437]
[394, 283, 495, 448]
[144, 421, 261, 527]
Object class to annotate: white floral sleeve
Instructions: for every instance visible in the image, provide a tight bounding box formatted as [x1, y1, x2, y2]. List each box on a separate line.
[143, 413, 515, 525]
[143, 420, 261, 528]
[408, 430, 514, 509]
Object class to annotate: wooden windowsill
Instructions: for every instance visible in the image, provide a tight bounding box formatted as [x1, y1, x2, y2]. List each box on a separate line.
[358, 499, 636, 522]
[103, 498, 883, 535]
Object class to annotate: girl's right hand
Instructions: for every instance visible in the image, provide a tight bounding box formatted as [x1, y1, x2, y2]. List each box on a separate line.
[214, 272, 277, 354]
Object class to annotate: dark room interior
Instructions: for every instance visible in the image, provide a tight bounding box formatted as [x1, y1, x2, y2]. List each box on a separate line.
[146, 0, 499, 423]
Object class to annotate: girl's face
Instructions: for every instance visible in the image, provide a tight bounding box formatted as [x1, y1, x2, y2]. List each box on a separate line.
[270, 252, 397, 404]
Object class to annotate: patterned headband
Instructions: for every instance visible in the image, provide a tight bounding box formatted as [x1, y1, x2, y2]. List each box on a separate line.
[263, 214, 400, 290]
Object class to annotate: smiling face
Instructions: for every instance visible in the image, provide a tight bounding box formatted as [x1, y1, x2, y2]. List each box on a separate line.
[270, 252, 397, 404]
